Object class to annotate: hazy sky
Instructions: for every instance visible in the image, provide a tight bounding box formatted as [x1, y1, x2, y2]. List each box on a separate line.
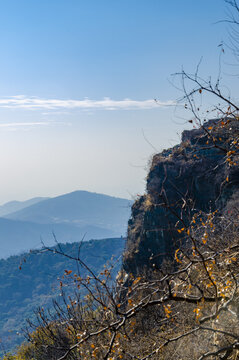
[0, 0, 237, 204]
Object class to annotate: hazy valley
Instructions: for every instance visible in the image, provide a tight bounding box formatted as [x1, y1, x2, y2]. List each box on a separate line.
[0, 191, 132, 259]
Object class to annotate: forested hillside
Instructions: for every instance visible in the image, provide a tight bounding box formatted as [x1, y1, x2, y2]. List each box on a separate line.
[0, 238, 125, 355]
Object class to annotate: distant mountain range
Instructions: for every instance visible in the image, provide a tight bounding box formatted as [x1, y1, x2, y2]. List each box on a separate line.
[0, 217, 117, 259]
[0, 197, 48, 217]
[4, 190, 132, 232]
[0, 190, 132, 258]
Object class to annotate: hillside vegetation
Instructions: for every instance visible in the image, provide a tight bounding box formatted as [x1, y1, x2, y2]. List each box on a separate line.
[0, 238, 125, 355]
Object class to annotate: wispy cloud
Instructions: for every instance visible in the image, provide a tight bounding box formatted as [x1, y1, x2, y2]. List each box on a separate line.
[0, 96, 175, 111]
[0, 121, 54, 131]
[0, 122, 50, 127]
[0, 121, 71, 130]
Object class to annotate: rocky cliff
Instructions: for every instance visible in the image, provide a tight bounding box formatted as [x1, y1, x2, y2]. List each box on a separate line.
[122, 119, 239, 276]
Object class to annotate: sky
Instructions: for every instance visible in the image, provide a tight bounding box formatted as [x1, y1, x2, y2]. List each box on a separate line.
[0, 0, 238, 204]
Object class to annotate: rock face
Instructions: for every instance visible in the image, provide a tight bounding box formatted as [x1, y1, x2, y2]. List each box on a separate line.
[122, 119, 239, 276]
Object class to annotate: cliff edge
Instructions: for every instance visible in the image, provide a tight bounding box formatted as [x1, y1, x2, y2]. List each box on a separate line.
[122, 119, 239, 276]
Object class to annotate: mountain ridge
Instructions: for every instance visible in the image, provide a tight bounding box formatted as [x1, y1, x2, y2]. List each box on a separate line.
[0, 197, 48, 217]
[0, 217, 118, 259]
[0, 190, 131, 259]
[4, 190, 132, 234]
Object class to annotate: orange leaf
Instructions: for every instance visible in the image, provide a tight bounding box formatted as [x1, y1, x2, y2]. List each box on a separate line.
[65, 270, 72, 275]
[175, 249, 182, 263]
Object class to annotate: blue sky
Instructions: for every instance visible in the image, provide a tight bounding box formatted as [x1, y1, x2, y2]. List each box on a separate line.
[0, 0, 237, 203]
